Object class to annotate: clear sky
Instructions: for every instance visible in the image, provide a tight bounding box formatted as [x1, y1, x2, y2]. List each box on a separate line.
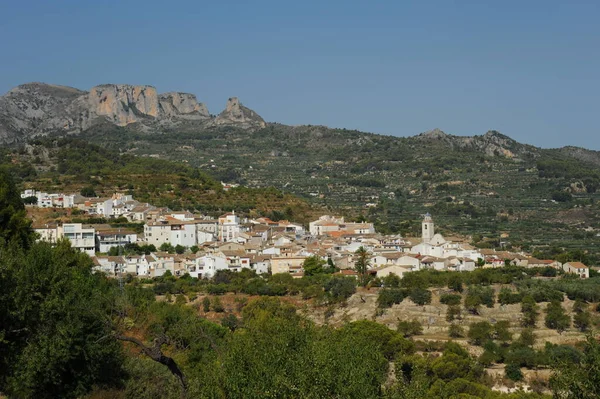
[1, 0, 599, 149]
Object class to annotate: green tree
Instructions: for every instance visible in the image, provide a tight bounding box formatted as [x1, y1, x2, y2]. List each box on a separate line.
[446, 304, 462, 322]
[467, 321, 493, 346]
[0, 240, 123, 398]
[519, 328, 536, 347]
[354, 246, 371, 286]
[521, 295, 539, 327]
[0, 169, 34, 248]
[493, 320, 512, 343]
[448, 323, 464, 338]
[175, 244, 185, 254]
[545, 300, 570, 333]
[397, 319, 423, 338]
[573, 299, 591, 332]
[202, 296, 211, 312]
[302, 255, 327, 276]
[551, 334, 600, 398]
[409, 288, 432, 306]
[80, 186, 97, 197]
[505, 363, 523, 381]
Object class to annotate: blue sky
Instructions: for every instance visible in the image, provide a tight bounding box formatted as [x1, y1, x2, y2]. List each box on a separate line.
[1, 0, 599, 149]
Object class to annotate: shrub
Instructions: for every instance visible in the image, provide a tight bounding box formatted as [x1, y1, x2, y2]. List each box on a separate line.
[448, 323, 464, 338]
[409, 288, 432, 306]
[202, 296, 211, 312]
[377, 288, 405, 308]
[212, 297, 225, 313]
[505, 363, 524, 381]
[440, 293, 462, 305]
[468, 321, 493, 346]
[397, 319, 423, 337]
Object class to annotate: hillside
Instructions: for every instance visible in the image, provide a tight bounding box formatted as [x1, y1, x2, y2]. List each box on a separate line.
[3, 82, 600, 261]
[0, 137, 314, 222]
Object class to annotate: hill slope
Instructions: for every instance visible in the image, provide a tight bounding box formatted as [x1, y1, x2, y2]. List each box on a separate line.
[3, 81, 600, 260]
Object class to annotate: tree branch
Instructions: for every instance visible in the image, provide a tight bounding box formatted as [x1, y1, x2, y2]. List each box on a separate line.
[116, 334, 187, 396]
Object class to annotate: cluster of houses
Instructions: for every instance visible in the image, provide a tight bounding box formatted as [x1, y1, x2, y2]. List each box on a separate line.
[24, 188, 590, 280]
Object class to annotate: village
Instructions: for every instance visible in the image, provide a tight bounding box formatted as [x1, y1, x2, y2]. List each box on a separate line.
[23, 189, 591, 281]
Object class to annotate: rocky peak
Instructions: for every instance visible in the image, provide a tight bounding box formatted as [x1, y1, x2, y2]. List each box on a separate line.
[418, 128, 448, 139]
[0, 82, 267, 142]
[82, 84, 159, 126]
[214, 97, 265, 129]
[159, 92, 209, 119]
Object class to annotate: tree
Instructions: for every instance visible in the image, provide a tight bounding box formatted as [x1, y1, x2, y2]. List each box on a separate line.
[409, 288, 432, 306]
[0, 240, 123, 398]
[202, 297, 211, 312]
[447, 274, 463, 292]
[573, 299, 592, 332]
[521, 295, 539, 327]
[545, 300, 570, 333]
[448, 323, 464, 338]
[0, 169, 34, 248]
[397, 319, 423, 337]
[159, 242, 175, 253]
[302, 255, 327, 276]
[505, 363, 523, 381]
[493, 320, 512, 343]
[80, 186, 97, 197]
[174, 244, 185, 254]
[324, 277, 356, 302]
[519, 328, 536, 347]
[551, 334, 600, 398]
[446, 304, 462, 322]
[22, 195, 37, 205]
[354, 246, 370, 287]
[467, 321, 493, 346]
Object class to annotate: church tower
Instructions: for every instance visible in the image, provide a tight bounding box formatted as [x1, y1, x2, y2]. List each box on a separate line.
[422, 213, 434, 244]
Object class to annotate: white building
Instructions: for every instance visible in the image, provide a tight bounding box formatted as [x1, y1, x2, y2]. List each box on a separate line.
[95, 228, 138, 253]
[144, 218, 196, 248]
[58, 223, 96, 256]
[422, 213, 434, 244]
[187, 254, 229, 279]
[218, 212, 241, 242]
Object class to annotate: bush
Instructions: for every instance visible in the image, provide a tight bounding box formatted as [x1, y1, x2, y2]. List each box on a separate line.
[397, 319, 423, 337]
[324, 277, 356, 302]
[446, 304, 462, 322]
[202, 296, 211, 312]
[545, 300, 570, 332]
[440, 293, 462, 305]
[409, 288, 432, 306]
[468, 321, 493, 346]
[377, 288, 405, 308]
[212, 297, 225, 313]
[505, 363, 524, 381]
[448, 323, 464, 338]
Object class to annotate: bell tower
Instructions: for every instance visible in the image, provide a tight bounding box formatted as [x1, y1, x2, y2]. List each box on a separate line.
[422, 213, 434, 244]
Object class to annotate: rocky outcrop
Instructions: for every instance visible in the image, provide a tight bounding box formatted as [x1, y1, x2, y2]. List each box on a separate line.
[0, 83, 266, 142]
[159, 92, 209, 119]
[213, 97, 265, 129]
[414, 128, 537, 158]
[0, 83, 85, 142]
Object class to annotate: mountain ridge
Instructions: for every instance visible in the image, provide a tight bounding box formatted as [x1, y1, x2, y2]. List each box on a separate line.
[0, 82, 265, 143]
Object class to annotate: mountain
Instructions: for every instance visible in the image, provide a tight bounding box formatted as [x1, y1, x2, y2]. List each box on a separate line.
[3, 81, 600, 260]
[0, 83, 265, 143]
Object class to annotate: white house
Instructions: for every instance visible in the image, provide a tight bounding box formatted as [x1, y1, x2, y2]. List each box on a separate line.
[563, 262, 589, 279]
[145, 218, 197, 248]
[58, 223, 96, 256]
[218, 212, 241, 242]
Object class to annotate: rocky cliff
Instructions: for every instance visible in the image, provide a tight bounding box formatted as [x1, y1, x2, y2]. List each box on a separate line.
[0, 82, 265, 143]
[414, 128, 538, 158]
[213, 97, 266, 129]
